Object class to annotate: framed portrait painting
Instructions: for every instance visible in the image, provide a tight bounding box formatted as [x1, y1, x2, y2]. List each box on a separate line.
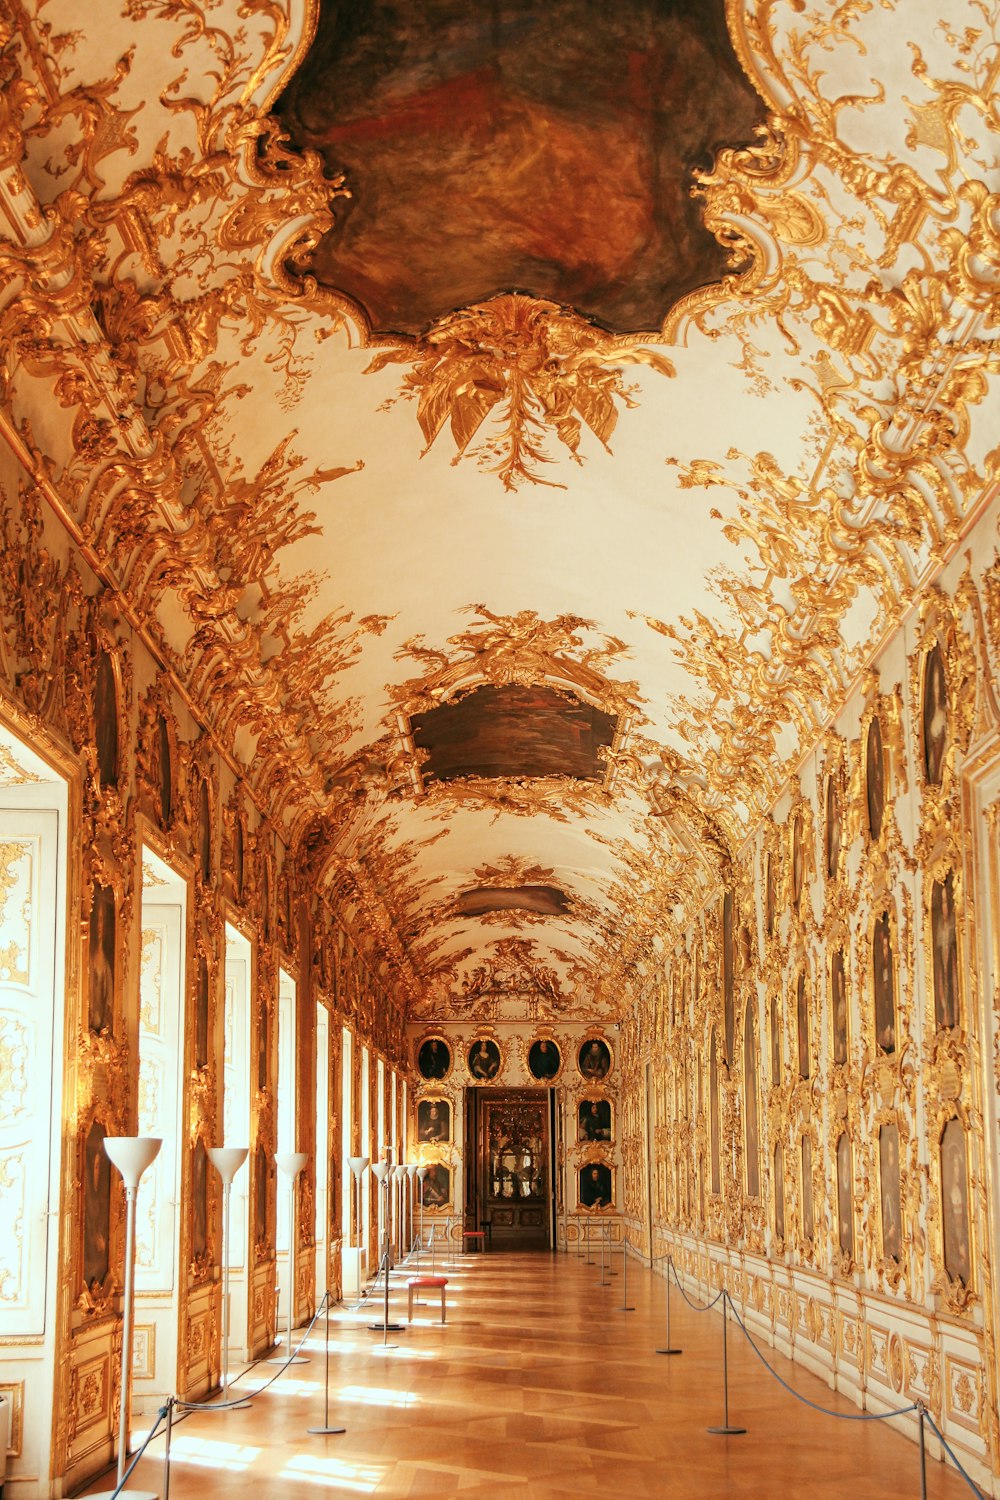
[872, 911, 896, 1054]
[417, 1097, 450, 1143]
[879, 1122, 902, 1264]
[831, 947, 848, 1066]
[468, 1037, 501, 1081]
[88, 883, 116, 1036]
[417, 1036, 451, 1081]
[94, 646, 119, 789]
[922, 642, 948, 787]
[865, 714, 885, 842]
[82, 1118, 111, 1295]
[931, 871, 960, 1031]
[940, 1119, 971, 1286]
[578, 1037, 611, 1081]
[420, 1162, 450, 1209]
[577, 1098, 612, 1143]
[527, 1037, 561, 1080]
[578, 1162, 612, 1209]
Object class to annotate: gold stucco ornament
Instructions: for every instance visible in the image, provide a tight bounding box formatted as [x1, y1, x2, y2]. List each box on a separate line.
[366, 293, 675, 490]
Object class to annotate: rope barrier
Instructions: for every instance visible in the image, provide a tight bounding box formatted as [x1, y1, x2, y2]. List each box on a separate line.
[666, 1256, 724, 1312]
[103, 1399, 171, 1499]
[662, 1256, 991, 1491]
[723, 1293, 918, 1423]
[227, 1289, 332, 1397]
[924, 1410, 989, 1498]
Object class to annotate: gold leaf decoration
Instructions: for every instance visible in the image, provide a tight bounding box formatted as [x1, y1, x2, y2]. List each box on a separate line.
[366, 293, 675, 490]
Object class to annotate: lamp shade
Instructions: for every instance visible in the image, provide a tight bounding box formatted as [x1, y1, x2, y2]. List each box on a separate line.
[393, 1164, 407, 1182]
[347, 1155, 370, 1180]
[416, 1165, 428, 1181]
[406, 1163, 418, 1179]
[207, 1146, 249, 1185]
[275, 1151, 308, 1179]
[103, 1135, 161, 1190]
[371, 1159, 391, 1184]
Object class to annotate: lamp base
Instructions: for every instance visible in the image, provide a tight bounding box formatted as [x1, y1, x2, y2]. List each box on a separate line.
[307, 1424, 347, 1434]
[267, 1353, 310, 1365]
[367, 1321, 403, 1333]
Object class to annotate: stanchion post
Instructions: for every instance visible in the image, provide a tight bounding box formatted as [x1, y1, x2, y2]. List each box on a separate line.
[308, 1293, 346, 1435]
[620, 1234, 634, 1312]
[585, 1216, 595, 1265]
[598, 1224, 610, 1286]
[162, 1398, 173, 1500]
[917, 1405, 928, 1500]
[707, 1292, 746, 1436]
[656, 1255, 682, 1355]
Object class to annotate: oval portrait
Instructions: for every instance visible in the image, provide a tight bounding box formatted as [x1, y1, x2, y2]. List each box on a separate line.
[417, 1035, 452, 1081]
[579, 1161, 613, 1209]
[468, 1037, 501, 1081]
[527, 1037, 561, 1080]
[578, 1037, 611, 1081]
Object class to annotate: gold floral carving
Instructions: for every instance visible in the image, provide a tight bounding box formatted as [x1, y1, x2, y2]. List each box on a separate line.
[366, 294, 675, 490]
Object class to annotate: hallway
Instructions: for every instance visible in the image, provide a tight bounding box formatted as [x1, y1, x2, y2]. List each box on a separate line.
[80, 1248, 975, 1499]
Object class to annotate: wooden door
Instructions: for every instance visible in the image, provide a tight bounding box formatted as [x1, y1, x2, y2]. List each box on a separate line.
[470, 1088, 551, 1249]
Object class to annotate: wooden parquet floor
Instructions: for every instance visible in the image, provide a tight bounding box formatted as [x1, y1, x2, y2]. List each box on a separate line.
[80, 1247, 978, 1498]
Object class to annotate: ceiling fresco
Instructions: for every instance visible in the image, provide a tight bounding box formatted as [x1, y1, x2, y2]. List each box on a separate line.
[3, 0, 1000, 1024]
[410, 683, 617, 783]
[276, 0, 765, 336]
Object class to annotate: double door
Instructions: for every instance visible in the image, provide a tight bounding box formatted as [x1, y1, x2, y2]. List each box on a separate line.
[466, 1087, 553, 1249]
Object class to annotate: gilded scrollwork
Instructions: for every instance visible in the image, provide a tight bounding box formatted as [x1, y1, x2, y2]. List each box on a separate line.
[365, 293, 676, 491]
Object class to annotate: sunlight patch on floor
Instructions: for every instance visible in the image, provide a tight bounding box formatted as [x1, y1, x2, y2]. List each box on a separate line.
[336, 1383, 419, 1408]
[279, 1453, 385, 1492]
[167, 1435, 261, 1471]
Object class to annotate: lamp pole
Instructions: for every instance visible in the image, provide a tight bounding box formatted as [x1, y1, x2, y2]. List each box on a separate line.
[270, 1153, 309, 1365]
[93, 1136, 162, 1500]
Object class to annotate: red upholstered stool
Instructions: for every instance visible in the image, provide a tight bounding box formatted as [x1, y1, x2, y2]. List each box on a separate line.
[463, 1229, 486, 1253]
[407, 1275, 448, 1323]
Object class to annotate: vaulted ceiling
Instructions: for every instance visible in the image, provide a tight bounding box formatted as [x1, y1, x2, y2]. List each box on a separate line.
[4, 0, 999, 1022]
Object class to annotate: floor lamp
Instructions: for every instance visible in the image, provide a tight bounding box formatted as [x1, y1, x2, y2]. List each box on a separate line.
[93, 1135, 162, 1500]
[393, 1165, 407, 1263]
[205, 1147, 252, 1409]
[368, 1159, 401, 1337]
[270, 1152, 309, 1365]
[347, 1156, 369, 1298]
[406, 1164, 417, 1255]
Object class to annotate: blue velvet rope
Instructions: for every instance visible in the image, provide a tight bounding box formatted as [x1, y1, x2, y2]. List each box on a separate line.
[723, 1290, 918, 1423]
[666, 1255, 725, 1312]
[924, 1409, 988, 1498]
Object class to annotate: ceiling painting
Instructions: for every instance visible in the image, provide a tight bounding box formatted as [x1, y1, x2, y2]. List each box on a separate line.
[410, 683, 617, 785]
[276, 0, 766, 337]
[455, 885, 570, 919]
